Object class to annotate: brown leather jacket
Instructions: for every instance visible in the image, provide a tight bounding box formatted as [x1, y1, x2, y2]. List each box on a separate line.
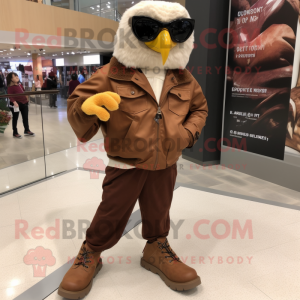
[67, 57, 208, 171]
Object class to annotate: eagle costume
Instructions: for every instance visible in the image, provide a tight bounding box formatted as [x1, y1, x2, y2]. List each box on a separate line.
[58, 1, 208, 298]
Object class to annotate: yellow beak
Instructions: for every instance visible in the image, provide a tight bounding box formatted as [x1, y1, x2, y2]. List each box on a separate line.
[145, 29, 177, 65]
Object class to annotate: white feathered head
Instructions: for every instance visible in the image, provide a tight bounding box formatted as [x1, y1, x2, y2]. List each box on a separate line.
[113, 1, 195, 70]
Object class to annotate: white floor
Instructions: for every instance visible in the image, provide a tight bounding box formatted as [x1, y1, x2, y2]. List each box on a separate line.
[1, 170, 299, 300]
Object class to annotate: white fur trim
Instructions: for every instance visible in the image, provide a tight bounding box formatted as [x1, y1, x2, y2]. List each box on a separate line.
[113, 0, 194, 70]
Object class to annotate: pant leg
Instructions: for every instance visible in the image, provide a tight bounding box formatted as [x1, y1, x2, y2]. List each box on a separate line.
[49, 94, 53, 106]
[19, 102, 30, 132]
[53, 93, 57, 106]
[86, 166, 149, 253]
[138, 163, 177, 242]
[9, 104, 19, 134]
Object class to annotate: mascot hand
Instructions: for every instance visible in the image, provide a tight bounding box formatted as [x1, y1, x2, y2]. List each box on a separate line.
[81, 92, 121, 122]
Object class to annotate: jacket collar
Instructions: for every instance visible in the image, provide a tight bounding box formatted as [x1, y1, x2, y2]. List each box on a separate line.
[107, 56, 193, 85]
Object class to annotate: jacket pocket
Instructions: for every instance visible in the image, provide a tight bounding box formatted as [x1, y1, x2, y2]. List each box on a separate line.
[117, 86, 148, 114]
[178, 124, 190, 150]
[168, 88, 190, 116]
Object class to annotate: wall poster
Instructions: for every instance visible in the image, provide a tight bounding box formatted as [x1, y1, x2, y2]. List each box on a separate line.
[223, 0, 299, 160]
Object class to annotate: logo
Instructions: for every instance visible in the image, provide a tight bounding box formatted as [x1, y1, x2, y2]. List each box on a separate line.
[23, 246, 56, 277]
[83, 157, 106, 179]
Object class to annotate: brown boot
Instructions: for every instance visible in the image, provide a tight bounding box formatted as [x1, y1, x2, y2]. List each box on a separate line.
[141, 237, 201, 291]
[58, 241, 102, 299]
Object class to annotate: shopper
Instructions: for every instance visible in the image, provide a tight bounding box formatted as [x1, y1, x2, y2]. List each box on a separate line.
[34, 75, 41, 91]
[41, 76, 48, 90]
[68, 73, 80, 97]
[78, 70, 85, 84]
[47, 73, 58, 108]
[0, 73, 6, 95]
[6, 72, 35, 138]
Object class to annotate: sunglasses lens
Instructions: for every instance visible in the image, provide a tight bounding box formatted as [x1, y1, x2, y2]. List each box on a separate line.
[170, 20, 194, 42]
[134, 19, 160, 41]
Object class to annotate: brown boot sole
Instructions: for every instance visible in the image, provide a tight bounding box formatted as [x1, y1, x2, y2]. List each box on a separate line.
[57, 261, 103, 299]
[141, 258, 201, 291]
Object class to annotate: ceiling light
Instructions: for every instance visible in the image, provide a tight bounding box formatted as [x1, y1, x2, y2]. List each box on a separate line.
[10, 48, 14, 51]
[71, 52, 75, 54]
[97, 5, 100, 7]
[0, 51, 2, 53]
[67, 52, 69, 54]
[90, 6, 94, 9]
[107, 5, 110, 8]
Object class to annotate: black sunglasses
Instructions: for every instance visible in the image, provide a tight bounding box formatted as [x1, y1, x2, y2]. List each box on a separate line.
[132, 16, 195, 43]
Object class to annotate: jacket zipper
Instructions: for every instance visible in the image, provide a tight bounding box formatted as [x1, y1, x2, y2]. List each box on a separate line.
[154, 106, 162, 170]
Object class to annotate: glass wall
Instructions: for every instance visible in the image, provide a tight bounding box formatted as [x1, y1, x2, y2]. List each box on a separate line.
[0, 92, 56, 193]
[45, 0, 174, 22]
[0, 89, 104, 195]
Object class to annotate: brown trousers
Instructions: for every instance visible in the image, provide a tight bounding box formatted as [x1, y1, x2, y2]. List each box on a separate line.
[86, 163, 177, 253]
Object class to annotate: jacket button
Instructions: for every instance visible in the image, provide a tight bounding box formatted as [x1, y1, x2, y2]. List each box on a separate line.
[131, 91, 135, 95]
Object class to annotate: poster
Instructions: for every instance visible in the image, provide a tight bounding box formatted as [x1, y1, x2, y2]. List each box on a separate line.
[286, 9, 300, 155]
[286, 64, 300, 155]
[223, 0, 299, 160]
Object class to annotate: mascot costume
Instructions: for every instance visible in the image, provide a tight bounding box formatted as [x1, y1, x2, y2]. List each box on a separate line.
[58, 1, 208, 299]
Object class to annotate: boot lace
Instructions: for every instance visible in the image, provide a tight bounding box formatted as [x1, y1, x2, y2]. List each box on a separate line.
[74, 246, 95, 269]
[158, 238, 181, 263]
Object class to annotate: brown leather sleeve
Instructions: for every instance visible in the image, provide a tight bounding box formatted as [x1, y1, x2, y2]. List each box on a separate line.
[183, 78, 209, 147]
[67, 67, 109, 143]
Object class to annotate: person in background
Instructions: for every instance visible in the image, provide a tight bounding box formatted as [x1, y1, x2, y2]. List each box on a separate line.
[47, 73, 58, 108]
[68, 73, 80, 97]
[6, 72, 35, 139]
[41, 76, 48, 90]
[78, 70, 85, 84]
[34, 75, 41, 91]
[0, 70, 6, 93]
[0, 72, 6, 95]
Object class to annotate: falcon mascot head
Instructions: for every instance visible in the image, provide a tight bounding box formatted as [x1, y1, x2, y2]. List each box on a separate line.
[113, 0, 195, 70]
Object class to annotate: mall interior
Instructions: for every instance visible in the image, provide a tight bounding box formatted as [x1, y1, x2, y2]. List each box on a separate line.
[0, 0, 300, 299]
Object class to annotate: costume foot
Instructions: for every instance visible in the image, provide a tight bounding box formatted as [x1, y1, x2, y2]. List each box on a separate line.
[141, 237, 201, 291]
[58, 241, 102, 299]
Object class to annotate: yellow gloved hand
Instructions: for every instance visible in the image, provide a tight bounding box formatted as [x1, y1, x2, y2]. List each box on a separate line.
[81, 92, 121, 122]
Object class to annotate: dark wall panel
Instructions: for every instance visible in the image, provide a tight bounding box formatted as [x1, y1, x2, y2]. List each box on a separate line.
[183, 0, 230, 165]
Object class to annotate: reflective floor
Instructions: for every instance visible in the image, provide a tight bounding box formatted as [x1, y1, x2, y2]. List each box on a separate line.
[1, 94, 300, 300]
[0, 170, 299, 300]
